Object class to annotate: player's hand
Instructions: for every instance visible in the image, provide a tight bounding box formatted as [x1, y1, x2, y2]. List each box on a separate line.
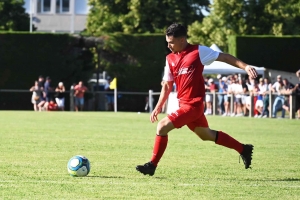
[150, 107, 162, 123]
[245, 65, 258, 79]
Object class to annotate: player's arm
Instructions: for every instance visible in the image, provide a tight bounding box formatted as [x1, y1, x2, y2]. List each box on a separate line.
[216, 53, 258, 78]
[150, 81, 173, 123]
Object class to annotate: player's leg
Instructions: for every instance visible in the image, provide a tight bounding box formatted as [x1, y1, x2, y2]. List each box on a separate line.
[188, 109, 253, 169]
[136, 116, 174, 176]
[192, 126, 253, 169]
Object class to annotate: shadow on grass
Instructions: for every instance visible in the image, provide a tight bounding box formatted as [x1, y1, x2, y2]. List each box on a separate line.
[88, 176, 124, 179]
[253, 178, 300, 182]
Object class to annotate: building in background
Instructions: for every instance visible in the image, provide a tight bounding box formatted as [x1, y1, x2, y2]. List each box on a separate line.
[24, 0, 90, 33]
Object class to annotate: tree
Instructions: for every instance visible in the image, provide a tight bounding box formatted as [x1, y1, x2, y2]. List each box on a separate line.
[87, 0, 210, 35]
[0, 0, 31, 31]
[188, 0, 300, 51]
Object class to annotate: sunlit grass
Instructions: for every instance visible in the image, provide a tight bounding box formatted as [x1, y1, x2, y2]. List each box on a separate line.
[0, 111, 299, 199]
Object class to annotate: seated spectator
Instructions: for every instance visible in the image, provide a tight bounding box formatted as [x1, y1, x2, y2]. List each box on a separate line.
[47, 100, 59, 111]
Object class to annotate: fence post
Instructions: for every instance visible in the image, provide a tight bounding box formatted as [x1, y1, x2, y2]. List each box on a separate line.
[149, 90, 153, 113]
[230, 93, 234, 115]
[269, 91, 272, 118]
[212, 91, 217, 116]
[249, 94, 253, 117]
[289, 94, 296, 119]
[70, 86, 74, 111]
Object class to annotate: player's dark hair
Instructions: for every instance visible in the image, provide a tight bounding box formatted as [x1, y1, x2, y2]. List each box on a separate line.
[165, 23, 187, 38]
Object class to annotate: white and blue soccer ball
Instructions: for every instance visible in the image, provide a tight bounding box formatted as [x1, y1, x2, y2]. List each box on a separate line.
[67, 155, 90, 177]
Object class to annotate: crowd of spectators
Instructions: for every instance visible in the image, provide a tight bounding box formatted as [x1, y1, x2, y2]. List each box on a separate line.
[29, 75, 66, 111]
[203, 70, 300, 119]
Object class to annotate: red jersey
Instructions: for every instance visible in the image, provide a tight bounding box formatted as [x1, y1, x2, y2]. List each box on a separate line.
[74, 85, 88, 98]
[166, 44, 206, 106]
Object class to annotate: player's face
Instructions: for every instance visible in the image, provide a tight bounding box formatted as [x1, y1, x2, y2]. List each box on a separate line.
[166, 35, 186, 53]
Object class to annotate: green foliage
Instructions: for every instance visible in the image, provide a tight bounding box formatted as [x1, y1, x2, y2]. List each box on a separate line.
[0, 0, 32, 31]
[1, 111, 300, 199]
[87, 0, 210, 35]
[99, 33, 167, 91]
[0, 32, 94, 90]
[188, 0, 300, 51]
[228, 35, 300, 72]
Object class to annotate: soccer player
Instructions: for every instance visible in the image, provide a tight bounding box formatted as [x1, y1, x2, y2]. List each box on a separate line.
[136, 23, 258, 176]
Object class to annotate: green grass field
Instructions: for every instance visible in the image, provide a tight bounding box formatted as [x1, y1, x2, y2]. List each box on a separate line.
[0, 111, 299, 199]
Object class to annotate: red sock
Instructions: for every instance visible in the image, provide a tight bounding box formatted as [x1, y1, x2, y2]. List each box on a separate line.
[150, 135, 168, 166]
[215, 131, 243, 153]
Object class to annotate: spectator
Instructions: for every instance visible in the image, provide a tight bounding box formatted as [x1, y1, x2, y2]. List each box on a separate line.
[38, 75, 44, 88]
[29, 81, 42, 111]
[255, 78, 264, 117]
[241, 78, 249, 116]
[228, 76, 236, 117]
[217, 74, 225, 115]
[74, 81, 88, 111]
[246, 77, 257, 117]
[47, 100, 59, 111]
[234, 78, 244, 117]
[104, 78, 114, 111]
[222, 77, 230, 116]
[43, 76, 53, 111]
[281, 78, 295, 117]
[204, 78, 216, 115]
[55, 82, 65, 111]
[293, 78, 300, 119]
[271, 75, 285, 118]
[261, 78, 272, 117]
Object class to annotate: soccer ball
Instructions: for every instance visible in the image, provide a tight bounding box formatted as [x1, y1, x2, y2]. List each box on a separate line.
[67, 155, 90, 177]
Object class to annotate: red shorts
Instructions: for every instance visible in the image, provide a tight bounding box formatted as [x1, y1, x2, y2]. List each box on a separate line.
[167, 103, 208, 131]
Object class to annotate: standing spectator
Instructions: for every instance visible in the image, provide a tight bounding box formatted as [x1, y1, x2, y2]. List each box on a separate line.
[234, 78, 244, 117]
[38, 75, 44, 88]
[255, 78, 265, 117]
[43, 76, 53, 111]
[281, 78, 295, 117]
[295, 70, 300, 118]
[74, 81, 88, 111]
[217, 74, 225, 115]
[293, 77, 300, 119]
[55, 82, 65, 111]
[227, 77, 236, 116]
[222, 77, 230, 116]
[271, 75, 284, 118]
[204, 78, 216, 115]
[241, 78, 249, 116]
[261, 78, 271, 117]
[29, 81, 43, 111]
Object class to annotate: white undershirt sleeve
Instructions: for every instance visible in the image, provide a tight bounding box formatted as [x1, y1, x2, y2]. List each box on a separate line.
[162, 59, 174, 81]
[198, 45, 220, 66]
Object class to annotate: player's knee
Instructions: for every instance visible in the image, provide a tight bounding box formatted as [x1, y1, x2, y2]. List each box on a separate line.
[156, 119, 173, 136]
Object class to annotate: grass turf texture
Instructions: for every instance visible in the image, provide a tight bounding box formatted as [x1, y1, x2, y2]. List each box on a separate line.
[0, 111, 299, 199]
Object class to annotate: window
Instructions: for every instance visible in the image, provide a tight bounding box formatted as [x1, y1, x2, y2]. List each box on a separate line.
[37, 0, 51, 13]
[56, 0, 70, 13]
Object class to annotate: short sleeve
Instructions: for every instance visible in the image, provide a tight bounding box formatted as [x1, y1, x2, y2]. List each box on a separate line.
[162, 59, 174, 81]
[198, 45, 220, 65]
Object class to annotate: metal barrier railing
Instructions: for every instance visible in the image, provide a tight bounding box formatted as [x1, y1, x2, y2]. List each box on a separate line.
[148, 90, 299, 119]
